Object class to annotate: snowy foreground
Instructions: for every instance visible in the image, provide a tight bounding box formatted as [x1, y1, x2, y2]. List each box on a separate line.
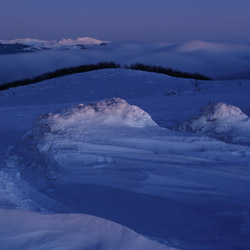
[0, 69, 250, 250]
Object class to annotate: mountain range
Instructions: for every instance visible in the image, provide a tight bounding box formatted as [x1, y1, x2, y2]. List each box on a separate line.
[0, 37, 108, 54]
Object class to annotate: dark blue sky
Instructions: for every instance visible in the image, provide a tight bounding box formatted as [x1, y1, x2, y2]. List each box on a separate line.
[1, 0, 250, 42]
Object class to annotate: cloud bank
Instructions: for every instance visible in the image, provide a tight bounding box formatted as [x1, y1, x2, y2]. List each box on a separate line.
[1, 40, 250, 84]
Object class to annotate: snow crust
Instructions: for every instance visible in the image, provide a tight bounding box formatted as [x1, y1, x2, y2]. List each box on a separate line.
[176, 102, 250, 145]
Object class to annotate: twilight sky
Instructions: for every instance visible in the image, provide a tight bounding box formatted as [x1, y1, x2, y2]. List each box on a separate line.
[1, 0, 250, 42]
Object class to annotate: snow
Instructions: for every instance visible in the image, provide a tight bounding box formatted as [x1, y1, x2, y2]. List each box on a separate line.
[58, 37, 107, 46]
[0, 38, 51, 46]
[35, 98, 157, 130]
[1, 69, 250, 249]
[0, 37, 107, 51]
[176, 102, 250, 145]
[0, 209, 170, 250]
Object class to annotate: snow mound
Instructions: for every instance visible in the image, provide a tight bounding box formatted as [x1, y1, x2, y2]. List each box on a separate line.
[16, 98, 157, 179]
[176, 102, 250, 145]
[36, 98, 157, 131]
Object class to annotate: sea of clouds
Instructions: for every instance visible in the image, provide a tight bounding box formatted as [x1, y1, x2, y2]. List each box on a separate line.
[1, 40, 250, 84]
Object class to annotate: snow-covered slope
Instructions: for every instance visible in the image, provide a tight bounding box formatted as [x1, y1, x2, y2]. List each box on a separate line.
[1, 69, 250, 250]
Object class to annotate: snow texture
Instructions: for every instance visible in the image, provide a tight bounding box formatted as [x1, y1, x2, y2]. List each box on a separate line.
[36, 97, 157, 131]
[176, 102, 250, 145]
[1, 69, 250, 250]
[0, 209, 172, 250]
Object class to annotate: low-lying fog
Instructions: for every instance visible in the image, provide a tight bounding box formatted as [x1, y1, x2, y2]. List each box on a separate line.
[1, 40, 250, 84]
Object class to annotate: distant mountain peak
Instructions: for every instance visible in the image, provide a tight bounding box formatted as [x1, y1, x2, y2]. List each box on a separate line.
[58, 37, 108, 46]
[0, 36, 109, 54]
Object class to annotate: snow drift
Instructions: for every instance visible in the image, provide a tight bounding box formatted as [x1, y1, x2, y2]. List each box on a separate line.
[17, 98, 157, 179]
[176, 102, 250, 145]
[34, 97, 157, 131]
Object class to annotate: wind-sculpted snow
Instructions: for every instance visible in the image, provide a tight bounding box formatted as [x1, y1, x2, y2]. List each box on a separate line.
[17, 98, 157, 181]
[2, 70, 250, 249]
[36, 98, 157, 131]
[176, 102, 250, 145]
